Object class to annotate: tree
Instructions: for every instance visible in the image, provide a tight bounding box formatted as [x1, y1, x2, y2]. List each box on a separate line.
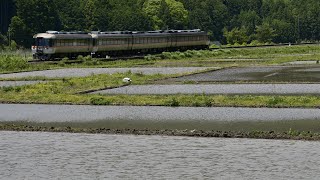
[55, 0, 85, 31]
[255, 23, 276, 43]
[223, 27, 248, 45]
[0, 33, 8, 48]
[83, 0, 99, 31]
[237, 10, 261, 35]
[8, 16, 30, 47]
[9, 0, 60, 47]
[270, 19, 295, 43]
[108, 0, 151, 31]
[143, 0, 188, 30]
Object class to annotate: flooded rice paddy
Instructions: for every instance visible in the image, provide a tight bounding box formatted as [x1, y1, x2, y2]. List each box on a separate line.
[0, 67, 209, 79]
[0, 81, 43, 87]
[171, 66, 320, 83]
[1, 131, 320, 179]
[1, 104, 320, 132]
[93, 84, 320, 95]
[2, 65, 320, 179]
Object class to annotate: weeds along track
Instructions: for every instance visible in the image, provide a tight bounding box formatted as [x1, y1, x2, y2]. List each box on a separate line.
[28, 55, 146, 64]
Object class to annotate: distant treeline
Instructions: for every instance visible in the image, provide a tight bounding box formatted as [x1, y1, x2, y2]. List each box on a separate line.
[1, 0, 320, 48]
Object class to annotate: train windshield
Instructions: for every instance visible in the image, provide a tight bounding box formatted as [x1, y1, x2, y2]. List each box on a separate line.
[35, 38, 51, 46]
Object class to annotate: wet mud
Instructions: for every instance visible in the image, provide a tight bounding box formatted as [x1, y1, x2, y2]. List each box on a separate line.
[1, 123, 320, 141]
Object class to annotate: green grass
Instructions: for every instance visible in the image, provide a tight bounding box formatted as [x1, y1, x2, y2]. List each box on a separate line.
[1, 44, 319, 74]
[1, 73, 320, 108]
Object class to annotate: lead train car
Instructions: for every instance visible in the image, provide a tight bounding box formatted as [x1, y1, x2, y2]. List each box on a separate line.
[32, 30, 210, 60]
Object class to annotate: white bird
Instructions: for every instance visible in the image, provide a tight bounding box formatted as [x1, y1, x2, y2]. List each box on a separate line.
[122, 77, 132, 83]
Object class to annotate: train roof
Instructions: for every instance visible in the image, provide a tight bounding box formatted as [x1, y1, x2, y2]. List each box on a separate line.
[34, 29, 208, 39]
[94, 29, 207, 38]
[34, 31, 92, 39]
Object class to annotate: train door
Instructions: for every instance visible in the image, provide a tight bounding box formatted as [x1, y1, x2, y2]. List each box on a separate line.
[170, 34, 177, 48]
[128, 35, 133, 51]
[91, 38, 98, 53]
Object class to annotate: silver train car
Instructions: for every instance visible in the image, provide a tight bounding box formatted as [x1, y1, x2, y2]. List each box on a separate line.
[32, 29, 210, 60]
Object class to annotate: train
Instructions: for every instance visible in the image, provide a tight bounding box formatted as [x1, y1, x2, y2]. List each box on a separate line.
[32, 29, 210, 60]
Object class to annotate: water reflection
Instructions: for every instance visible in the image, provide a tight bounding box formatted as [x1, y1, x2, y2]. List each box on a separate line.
[1, 131, 320, 179]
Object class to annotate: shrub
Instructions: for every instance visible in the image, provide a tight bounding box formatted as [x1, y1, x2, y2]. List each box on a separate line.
[90, 96, 111, 105]
[166, 97, 180, 107]
[0, 55, 29, 71]
[267, 96, 284, 106]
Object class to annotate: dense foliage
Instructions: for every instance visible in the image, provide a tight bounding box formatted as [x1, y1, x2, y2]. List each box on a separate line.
[1, 0, 320, 47]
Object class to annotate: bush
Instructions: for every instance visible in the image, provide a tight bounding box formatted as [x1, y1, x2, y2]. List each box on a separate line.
[249, 40, 260, 46]
[90, 96, 111, 105]
[0, 55, 29, 71]
[267, 96, 284, 106]
[83, 55, 99, 65]
[165, 97, 180, 107]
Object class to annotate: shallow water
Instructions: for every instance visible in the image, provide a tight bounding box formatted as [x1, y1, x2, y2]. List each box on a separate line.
[0, 81, 43, 87]
[1, 104, 320, 132]
[173, 66, 320, 82]
[93, 84, 320, 95]
[1, 131, 320, 179]
[0, 67, 209, 78]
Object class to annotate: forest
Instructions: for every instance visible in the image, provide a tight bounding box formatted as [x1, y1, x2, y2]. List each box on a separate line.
[0, 0, 320, 48]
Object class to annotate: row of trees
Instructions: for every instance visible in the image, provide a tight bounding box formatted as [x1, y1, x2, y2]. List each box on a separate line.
[1, 0, 320, 48]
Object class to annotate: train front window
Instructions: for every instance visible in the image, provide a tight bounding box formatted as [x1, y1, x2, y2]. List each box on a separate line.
[35, 38, 51, 46]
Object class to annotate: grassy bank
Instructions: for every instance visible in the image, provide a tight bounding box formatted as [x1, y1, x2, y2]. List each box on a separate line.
[1, 123, 320, 141]
[0, 71, 320, 108]
[1, 44, 320, 74]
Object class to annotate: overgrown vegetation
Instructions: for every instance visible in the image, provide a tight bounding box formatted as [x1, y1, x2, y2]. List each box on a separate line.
[2, 0, 320, 48]
[0, 44, 319, 74]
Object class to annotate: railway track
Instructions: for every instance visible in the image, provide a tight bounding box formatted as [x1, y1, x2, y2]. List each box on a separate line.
[28, 42, 319, 64]
[28, 55, 146, 64]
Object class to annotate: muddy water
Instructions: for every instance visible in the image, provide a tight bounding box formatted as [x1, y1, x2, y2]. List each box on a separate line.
[0, 81, 43, 87]
[1, 131, 320, 179]
[93, 84, 320, 95]
[173, 66, 320, 82]
[0, 67, 209, 78]
[1, 104, 320, 132]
